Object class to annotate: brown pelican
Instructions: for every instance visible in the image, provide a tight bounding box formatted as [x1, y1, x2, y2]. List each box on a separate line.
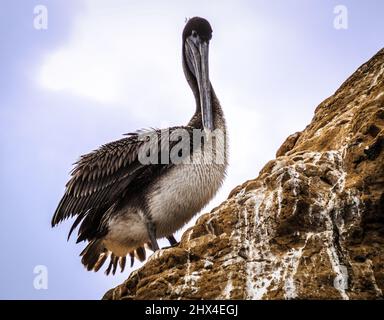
[52, 17, 227, 274]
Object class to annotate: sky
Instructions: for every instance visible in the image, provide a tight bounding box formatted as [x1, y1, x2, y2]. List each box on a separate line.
[0, 0, 383, 299]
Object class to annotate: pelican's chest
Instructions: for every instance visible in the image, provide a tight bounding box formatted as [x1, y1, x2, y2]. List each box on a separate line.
[147, 116, 228, 235]
[147, 149, 227, 236]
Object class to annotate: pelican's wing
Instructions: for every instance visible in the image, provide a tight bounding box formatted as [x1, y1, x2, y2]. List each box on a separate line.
[51, 126, 197, 240]
[51, 134, 144, 226]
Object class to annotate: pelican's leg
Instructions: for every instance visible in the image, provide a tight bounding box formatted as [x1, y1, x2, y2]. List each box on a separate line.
[146, 220, 160, 251]
[166, 235, 178, 246]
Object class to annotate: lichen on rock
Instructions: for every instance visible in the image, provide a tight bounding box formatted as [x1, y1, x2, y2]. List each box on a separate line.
[104, 49, 384, 300]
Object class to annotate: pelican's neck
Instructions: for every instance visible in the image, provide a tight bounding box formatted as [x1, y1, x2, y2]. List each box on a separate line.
[187, 87, 225, 131]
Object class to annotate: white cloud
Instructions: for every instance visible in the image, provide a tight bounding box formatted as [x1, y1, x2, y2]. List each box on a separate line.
[38, 0, 275, 118]
[39, 1, 188, 119]
[40, 48, 123, 102]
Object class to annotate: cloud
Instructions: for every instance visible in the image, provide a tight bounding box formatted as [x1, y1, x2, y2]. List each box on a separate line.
[40, 48, 122, 102]
[38, 0, 275, 119]
[38, 1, 188, 120]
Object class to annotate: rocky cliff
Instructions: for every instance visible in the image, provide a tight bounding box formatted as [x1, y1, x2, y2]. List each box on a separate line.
[104, 49, 384, 300]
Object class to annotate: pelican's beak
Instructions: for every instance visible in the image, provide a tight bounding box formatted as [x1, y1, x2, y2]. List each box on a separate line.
[185, 38, 213, 132]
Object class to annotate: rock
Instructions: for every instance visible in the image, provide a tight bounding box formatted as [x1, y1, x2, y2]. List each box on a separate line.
[104, 49, 384, 300]
[276, 132, 301, 157]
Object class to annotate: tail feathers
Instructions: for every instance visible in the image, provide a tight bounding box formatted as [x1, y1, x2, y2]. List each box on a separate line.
[105, 254, 119, 275]
[135, 246, 146, 262]
[80, 239, 107, 271]
[80, 240, 148, 275]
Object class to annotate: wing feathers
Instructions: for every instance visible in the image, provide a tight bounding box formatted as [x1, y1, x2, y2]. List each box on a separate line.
[52, 135, 143, 226]
[52, 126, 196, 247]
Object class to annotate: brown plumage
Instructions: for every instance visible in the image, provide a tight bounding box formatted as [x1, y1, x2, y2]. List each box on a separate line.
[52, 17, 227, 274]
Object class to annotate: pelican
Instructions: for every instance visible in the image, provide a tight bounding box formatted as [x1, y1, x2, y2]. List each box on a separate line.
[52, 17, 227, 274]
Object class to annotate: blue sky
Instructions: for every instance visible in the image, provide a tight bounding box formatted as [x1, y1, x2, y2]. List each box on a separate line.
[0, 0, 383, 299]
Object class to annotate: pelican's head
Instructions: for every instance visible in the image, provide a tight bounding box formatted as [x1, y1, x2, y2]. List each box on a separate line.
[183, 17, 213, 131]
